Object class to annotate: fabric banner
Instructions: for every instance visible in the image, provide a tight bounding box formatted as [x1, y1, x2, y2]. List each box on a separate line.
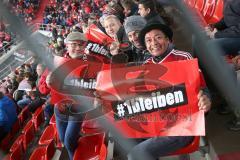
[85, 24, 113, 58]
[96, 59, 205, 138]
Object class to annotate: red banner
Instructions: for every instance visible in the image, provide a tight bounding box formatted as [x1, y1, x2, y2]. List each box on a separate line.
[85, 24, 114, 47]
[96, 59, 205, 138]
[50, 55, 108, 105]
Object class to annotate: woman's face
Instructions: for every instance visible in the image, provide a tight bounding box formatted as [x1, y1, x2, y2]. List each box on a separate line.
[104, 18, 121, 38]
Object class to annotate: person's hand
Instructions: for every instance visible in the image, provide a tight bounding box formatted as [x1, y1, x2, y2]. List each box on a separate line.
[198, 90, 211, 113]
[232, 55, 240, 70]
[109, 41, 120, 56]
[205, 26, 217, 39]
[46, 72, 53, 87]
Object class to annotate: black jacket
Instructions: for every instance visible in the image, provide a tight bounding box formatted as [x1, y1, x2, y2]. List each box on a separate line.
[144, 11, 165, 24]
[214, 0, 240, 38]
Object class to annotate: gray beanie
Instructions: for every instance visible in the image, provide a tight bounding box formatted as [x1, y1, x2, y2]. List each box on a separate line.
[124, 16, 147, 34]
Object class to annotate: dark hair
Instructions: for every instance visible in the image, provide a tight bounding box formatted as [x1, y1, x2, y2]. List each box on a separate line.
[106, 2, 125, 23]
[138, 0, 156, 11]
[120, 0, 135, 9]
[139, 0, 173, 26]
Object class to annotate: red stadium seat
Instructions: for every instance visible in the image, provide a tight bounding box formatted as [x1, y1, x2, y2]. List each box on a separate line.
[29, 140, 55, 160]
[48, 121, 63, 148]
[39, 125, 56, 145]
[11, 120, 34, 152]
[3, 142, 24, 160]
[73, 133, 106, 160]
[99, 143, 107, 160]
[32, 107, 44, 130]
[171, 136, 200, 155]
[49, 115, 56, 125]
[18, 107, 31, 126]
[202, 0, 217, 21]
[81, 120, 103, 134]
[195, 0, 206, 12]
[48, 116, 63, 149]
[21, 120, 34, 134]
[10, 135, 23, 152]
[22, 121, 35, 150]
[10, 142, 24, 160]
[206, 0, 223, 24]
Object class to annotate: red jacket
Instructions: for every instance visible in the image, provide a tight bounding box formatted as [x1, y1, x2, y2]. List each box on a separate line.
[145, 49, 206, 87]
[38, 68, 50, 95]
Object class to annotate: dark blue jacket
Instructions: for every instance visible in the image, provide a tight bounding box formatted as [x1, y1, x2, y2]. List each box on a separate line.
[214, 0, 240, 38]
[0, 96, 17, 132]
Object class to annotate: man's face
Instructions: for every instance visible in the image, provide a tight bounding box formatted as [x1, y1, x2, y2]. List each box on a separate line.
[127, 30, 142, 49]
[66, 40, 86, 59]
[36, 65, 44, 76]
[104, 18, 121, 38]
[57, 41, 63, 46]
[138, 4, 149, 17]
[123, 7, 131, 17]
[145, 29, 170, 57]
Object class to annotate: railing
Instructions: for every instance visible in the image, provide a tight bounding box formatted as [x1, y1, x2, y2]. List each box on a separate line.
[0, 39, 15, 54]
[0, 54, 32, 80]
[0, 61, 19, 80]
[35, 23, 64, 33]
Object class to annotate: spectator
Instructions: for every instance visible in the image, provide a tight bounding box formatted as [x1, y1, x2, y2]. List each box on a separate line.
[204, 0, 240, 131]
[0, 91, 17, 141]
[138, 0, 165, 24]
[124, 15, 151, 63]
[205, 0, 240, 56]
[17, 75, 33, 108]
[104, 15, 123, 39]
[36, 63, 53, 124]
[103, 15, 129, 56]
[125, 22, 212, 160]
[120, 0, 138, 17]
[105, 2, 125, 23]
[48, 32, 89, 160]
[47, 31, 110, 160]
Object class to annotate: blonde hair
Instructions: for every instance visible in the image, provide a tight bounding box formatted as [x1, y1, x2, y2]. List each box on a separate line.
[103, 15, 122, 27]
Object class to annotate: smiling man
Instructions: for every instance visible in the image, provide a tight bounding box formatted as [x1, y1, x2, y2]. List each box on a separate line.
[125, 22, 212, 160]
[139, 23, 192, 63]
[124, 15, 151, 63]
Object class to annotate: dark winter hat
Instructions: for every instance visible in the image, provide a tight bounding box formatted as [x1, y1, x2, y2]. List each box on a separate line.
[139, 22, 173, 47]
[124, 15, 147, 34]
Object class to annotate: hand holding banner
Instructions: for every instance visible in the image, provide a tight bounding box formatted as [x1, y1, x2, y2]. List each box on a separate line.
[96, 59, 205, 138]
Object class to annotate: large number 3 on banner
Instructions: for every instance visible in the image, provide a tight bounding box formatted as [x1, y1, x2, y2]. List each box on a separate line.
[96, 59, 205, 138]
[109, 62, 173, 101]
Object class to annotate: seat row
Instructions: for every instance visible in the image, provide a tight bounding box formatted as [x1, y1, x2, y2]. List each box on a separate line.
[2, 106, 46, 160]
[184, 0, 223, 24]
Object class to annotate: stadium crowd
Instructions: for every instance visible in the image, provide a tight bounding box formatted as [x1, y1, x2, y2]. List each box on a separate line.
[0, 21, 13, 54]
[10, 0, 40, 24]
[0, 0, 40, 56]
